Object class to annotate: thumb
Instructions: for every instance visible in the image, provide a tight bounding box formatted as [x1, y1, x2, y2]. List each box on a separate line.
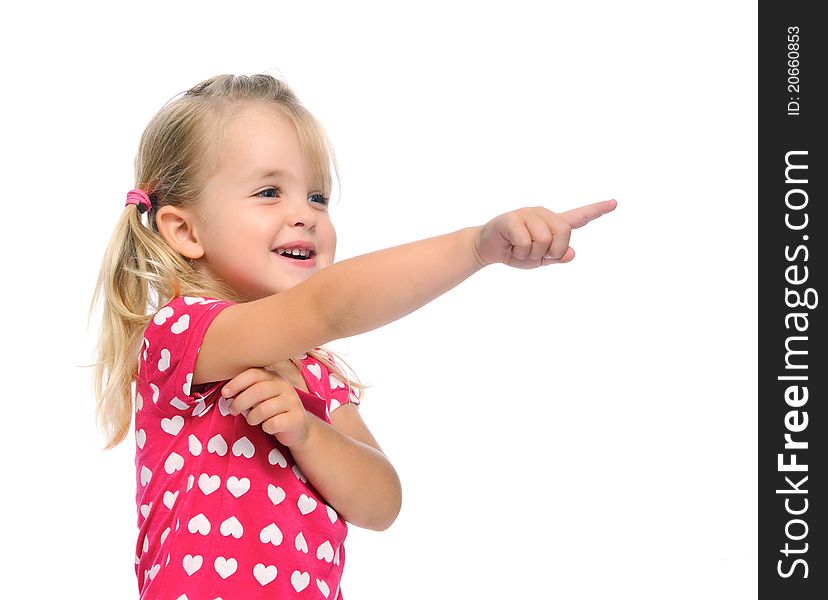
[542, 247, 575, 264]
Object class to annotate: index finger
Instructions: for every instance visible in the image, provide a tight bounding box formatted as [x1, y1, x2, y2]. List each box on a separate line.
[221, 367, 282, 398]
[560, 199, 617, 229]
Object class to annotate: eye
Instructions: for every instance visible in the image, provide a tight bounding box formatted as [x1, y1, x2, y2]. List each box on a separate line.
[256, 187, 280, 199]
[309, 193, 329, 206]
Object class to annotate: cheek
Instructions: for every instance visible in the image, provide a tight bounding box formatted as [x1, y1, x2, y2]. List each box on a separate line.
[207, 213, 267, 258]
[324, 223, 337, 259]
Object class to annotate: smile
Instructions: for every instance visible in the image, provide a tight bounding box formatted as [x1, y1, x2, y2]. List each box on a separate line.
[272, 250, 317, 268]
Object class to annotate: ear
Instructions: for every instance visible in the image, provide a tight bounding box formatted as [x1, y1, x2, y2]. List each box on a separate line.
[155, 205, 205, 259]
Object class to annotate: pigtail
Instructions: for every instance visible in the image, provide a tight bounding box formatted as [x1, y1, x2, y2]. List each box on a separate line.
[88, 207, 155, 448]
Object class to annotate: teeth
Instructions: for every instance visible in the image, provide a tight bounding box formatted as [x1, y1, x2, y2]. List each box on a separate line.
[276, 248, 311, 258]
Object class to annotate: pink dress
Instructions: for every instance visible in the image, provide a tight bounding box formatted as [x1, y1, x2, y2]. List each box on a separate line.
[134, 296, 359, 600]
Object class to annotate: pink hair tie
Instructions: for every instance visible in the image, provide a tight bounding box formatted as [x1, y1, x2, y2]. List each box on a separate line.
[126, 189, 152, 213]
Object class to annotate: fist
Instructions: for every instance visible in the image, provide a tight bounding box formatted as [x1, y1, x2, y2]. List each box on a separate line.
[222, 368, 311, 449]
[472, 200, 617, 268]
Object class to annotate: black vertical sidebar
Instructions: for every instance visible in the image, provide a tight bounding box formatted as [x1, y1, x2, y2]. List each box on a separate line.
[759, 2, 826, 598]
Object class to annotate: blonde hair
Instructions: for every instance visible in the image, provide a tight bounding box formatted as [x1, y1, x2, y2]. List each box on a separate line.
[89, 74, 368, 449]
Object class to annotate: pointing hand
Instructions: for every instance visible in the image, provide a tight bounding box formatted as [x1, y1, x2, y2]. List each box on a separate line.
[472, 200, 617, 268]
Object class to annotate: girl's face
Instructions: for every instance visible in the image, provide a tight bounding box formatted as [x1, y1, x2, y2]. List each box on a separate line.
[195, 104, 337, 302]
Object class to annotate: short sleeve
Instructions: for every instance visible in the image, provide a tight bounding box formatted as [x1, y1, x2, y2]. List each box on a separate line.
[140, 296, 235, 416]
[322, 350, 362, 413]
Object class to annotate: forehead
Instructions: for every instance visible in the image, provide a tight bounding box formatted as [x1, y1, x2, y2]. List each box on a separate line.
[215, 104, 308, 185]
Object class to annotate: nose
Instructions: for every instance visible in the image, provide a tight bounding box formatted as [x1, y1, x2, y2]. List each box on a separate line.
[286, 195, 316, 230]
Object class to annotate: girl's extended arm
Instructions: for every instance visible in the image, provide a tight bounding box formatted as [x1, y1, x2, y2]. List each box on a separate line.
[194, 226, 484, 385]
[194, 201, 616, 386]
[318, 226, 485, 340]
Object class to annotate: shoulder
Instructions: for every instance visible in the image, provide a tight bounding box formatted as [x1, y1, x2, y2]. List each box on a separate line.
[158, 295, 235, 318]
[138, 296, 237, 413]
[145, 296, 235, 335]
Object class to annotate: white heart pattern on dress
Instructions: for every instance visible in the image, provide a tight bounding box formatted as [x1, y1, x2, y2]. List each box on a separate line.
[259, 523, 283, 546]
[136, 392, 143, 412]
[218, 396, 232, 416]
[268, 448, 287, 468]
[188, 434, 202, 455]
[316, 540, 334, 563]
[158, 349, 171, 372]
[140, 466, 152, 486]
[148, 563, 160, 580]
[170, 396, 189, 411]
[226, 476, 250, 498]
[170, 314, 190, 334]
[150, 383, 159, 403]
[220, 516, 244, 539]
[298, 494, 317, 515]
[153, 306, 174, 325]
[161, 416, 184, 436]
[232, 436, 255, 458]
[163, 490, 179, 509]
[183, 296, 204, 305]
[267, 485, 286, 505]
[187, 513, 211, 535]
[140, 502, 152, 518]
[253, 563, 278, 586]
[317, 579, 331, 598]
[307, 363, 322, 380]
[295, 531, 308, 553]
[186, 474, 194, 492]
[160, 526, 170, 546]
[183, 373, 192, 397]
[164, 452, 184, 474]
[136, 429, 146, 449]
[183, 554, 203, 576]
[329, 374, 345, 389]
[198, 473, 220, 495]
[291, 571, 310, 592]
[207, 434, 228, 456]
[326, 505, 338, 524]
[214, 556, 237, 579]
[292, 465, 307, 483]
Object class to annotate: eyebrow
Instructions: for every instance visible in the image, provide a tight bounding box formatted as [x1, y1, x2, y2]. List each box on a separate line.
[247, 168, 325, 192]
[249, 168, 286, 181]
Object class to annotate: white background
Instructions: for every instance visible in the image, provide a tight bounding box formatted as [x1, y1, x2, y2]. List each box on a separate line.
[0, 1, 757, 598]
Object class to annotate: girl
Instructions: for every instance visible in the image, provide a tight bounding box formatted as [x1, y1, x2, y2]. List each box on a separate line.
[90, 73, 616, 600]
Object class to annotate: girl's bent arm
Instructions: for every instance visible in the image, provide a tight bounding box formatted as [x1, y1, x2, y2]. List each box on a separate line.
[194, 227, 484, 385]
[291, 404, 402, 531]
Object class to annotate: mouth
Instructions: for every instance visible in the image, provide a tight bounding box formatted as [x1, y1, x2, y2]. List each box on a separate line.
[273, 248, 315, 260]
[272, 248, 317, 268]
